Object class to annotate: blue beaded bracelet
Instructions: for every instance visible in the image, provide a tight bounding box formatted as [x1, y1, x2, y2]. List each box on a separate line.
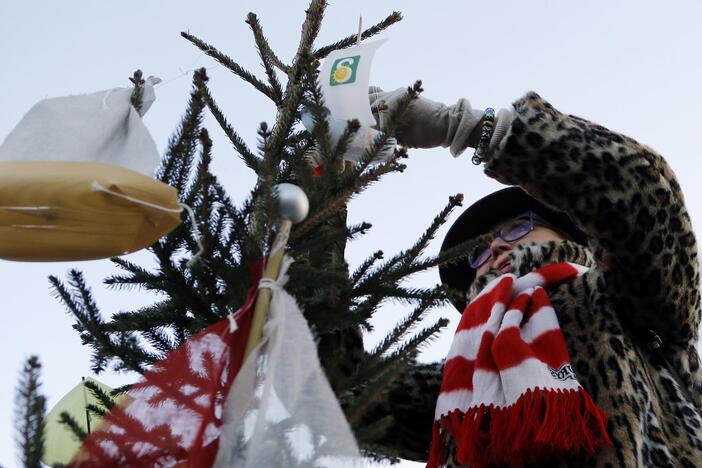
[472, 107, 495, 165]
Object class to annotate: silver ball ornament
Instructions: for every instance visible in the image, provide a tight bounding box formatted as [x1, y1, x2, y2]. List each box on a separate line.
[273, 183, 309, 224]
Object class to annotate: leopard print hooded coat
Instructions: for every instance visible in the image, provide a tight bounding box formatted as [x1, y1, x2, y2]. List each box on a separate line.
[367, 93, 702, 467]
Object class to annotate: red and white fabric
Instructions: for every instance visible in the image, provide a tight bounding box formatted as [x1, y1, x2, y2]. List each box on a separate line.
[428, 262, 612, 468]
[67, 263, 262, 468]
[67, 257, 361, 468]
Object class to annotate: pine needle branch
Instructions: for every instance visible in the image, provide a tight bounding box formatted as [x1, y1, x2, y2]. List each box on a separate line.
[246, 13, 290, 73]
[264, 62, 306, 164]
[199, 83, 261, 172]
[182, 128, 214, 206]
[85, 403, 107, 418]
[104, 265, 163, 292]
[259, 122, 276, 253]
[314, 11, 403, 58]
[291, 139, 405, 241]
[142, 327, 178, 356]
[84, 380, 117, 413]
[384, 318, 449, 362]
[351, 250, 384, 285]
[329, 119, 361, 169]
[296, 0, 327, 58]
[157, 69, 207, 190]
[342, 317, 446, 398]
[301, 69, 334, 170]
[180, 31, 276, 101]
[104, 301, 182, 333]
[396, 194, 463, 269]
[367, 292, 444, 361]
[292, 221, 371, 255]
[265, 0, 327, 158]
[49, 272, 152, 374]
[58, 412, 87, 442]
[15, 356, 45, 468]
[354, 193, 463, 292]
[385, 235, 482, 284]
[352, 283, 445, 303]
[246, 12, 286, 103]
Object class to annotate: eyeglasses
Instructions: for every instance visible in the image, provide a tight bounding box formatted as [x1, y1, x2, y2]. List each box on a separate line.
[468, 211, 552, 269]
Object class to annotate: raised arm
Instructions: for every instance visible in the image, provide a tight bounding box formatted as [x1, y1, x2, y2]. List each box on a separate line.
[484, 92, 700, 346]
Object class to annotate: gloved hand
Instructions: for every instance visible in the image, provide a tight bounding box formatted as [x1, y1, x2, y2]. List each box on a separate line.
[368, 86, 485, 157]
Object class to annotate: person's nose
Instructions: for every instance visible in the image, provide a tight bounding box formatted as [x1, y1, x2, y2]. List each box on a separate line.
[488, 237, 512, 264]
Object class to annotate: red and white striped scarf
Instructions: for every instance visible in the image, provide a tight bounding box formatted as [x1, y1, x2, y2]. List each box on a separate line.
[428, 262, 612, 468]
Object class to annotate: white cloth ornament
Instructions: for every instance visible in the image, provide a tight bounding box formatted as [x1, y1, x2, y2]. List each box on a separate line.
[302, 39, 395, 164]
[0, 77, 192, 262]
[0, 77, 161, 176]
[214, 257, 362, 468]
[319, 39, 386, 126]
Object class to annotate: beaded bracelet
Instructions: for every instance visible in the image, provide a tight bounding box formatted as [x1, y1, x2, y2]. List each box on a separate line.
[472, 107, 495, 165]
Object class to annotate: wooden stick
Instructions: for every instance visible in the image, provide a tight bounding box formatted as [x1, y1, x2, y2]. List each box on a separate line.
[243, 219, 293, 360]
[357, 15, 362, 45]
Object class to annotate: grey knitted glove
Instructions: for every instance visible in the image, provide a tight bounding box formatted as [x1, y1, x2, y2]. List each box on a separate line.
[368, 86, 485, 157]
[369, 87, 515, 158]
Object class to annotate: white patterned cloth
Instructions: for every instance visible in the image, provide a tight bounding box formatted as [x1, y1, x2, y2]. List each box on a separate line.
[0, 77, 161, 176]
[214, 257, 362, 468]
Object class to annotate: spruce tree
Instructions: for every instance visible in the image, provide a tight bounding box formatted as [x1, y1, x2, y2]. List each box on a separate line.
[33, 0, 480, 462]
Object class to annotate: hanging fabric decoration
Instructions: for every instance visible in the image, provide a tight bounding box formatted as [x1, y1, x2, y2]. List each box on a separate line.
[0, 78, 183, 261]
[213, 256, 362, 467]
[319, 39, 386, 126]
[301, 39, 395, 168]
[428, 263, 611, 468]
[67, 263, 262, 468]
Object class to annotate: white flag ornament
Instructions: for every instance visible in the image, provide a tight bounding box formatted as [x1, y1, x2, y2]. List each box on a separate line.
[0, 78, 185, 262]
[303, 39, 395, 164]
[319, 39, 386, 126]
[214, 257, 362, 468]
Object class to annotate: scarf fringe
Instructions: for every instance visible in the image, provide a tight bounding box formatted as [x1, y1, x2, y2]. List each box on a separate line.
[427, 387, 612, 468]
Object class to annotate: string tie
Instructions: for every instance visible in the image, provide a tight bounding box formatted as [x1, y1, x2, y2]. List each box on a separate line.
[90, 180, 204, 266]
[258, 255, 294, 291]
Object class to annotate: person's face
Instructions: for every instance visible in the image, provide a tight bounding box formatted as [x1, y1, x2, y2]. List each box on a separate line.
[474, 216, 566, 279]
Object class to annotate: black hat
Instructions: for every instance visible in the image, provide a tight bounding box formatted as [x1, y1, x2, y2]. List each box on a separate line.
[439, 186, 588, 312]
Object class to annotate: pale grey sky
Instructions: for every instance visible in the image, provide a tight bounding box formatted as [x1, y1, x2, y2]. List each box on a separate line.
[2, 1, 702, 466]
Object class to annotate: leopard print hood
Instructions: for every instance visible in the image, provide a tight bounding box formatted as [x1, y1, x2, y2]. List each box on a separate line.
[465, 239, 595, 304]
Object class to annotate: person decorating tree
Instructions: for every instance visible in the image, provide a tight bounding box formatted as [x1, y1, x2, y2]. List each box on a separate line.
[367, 87, 702, 467]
